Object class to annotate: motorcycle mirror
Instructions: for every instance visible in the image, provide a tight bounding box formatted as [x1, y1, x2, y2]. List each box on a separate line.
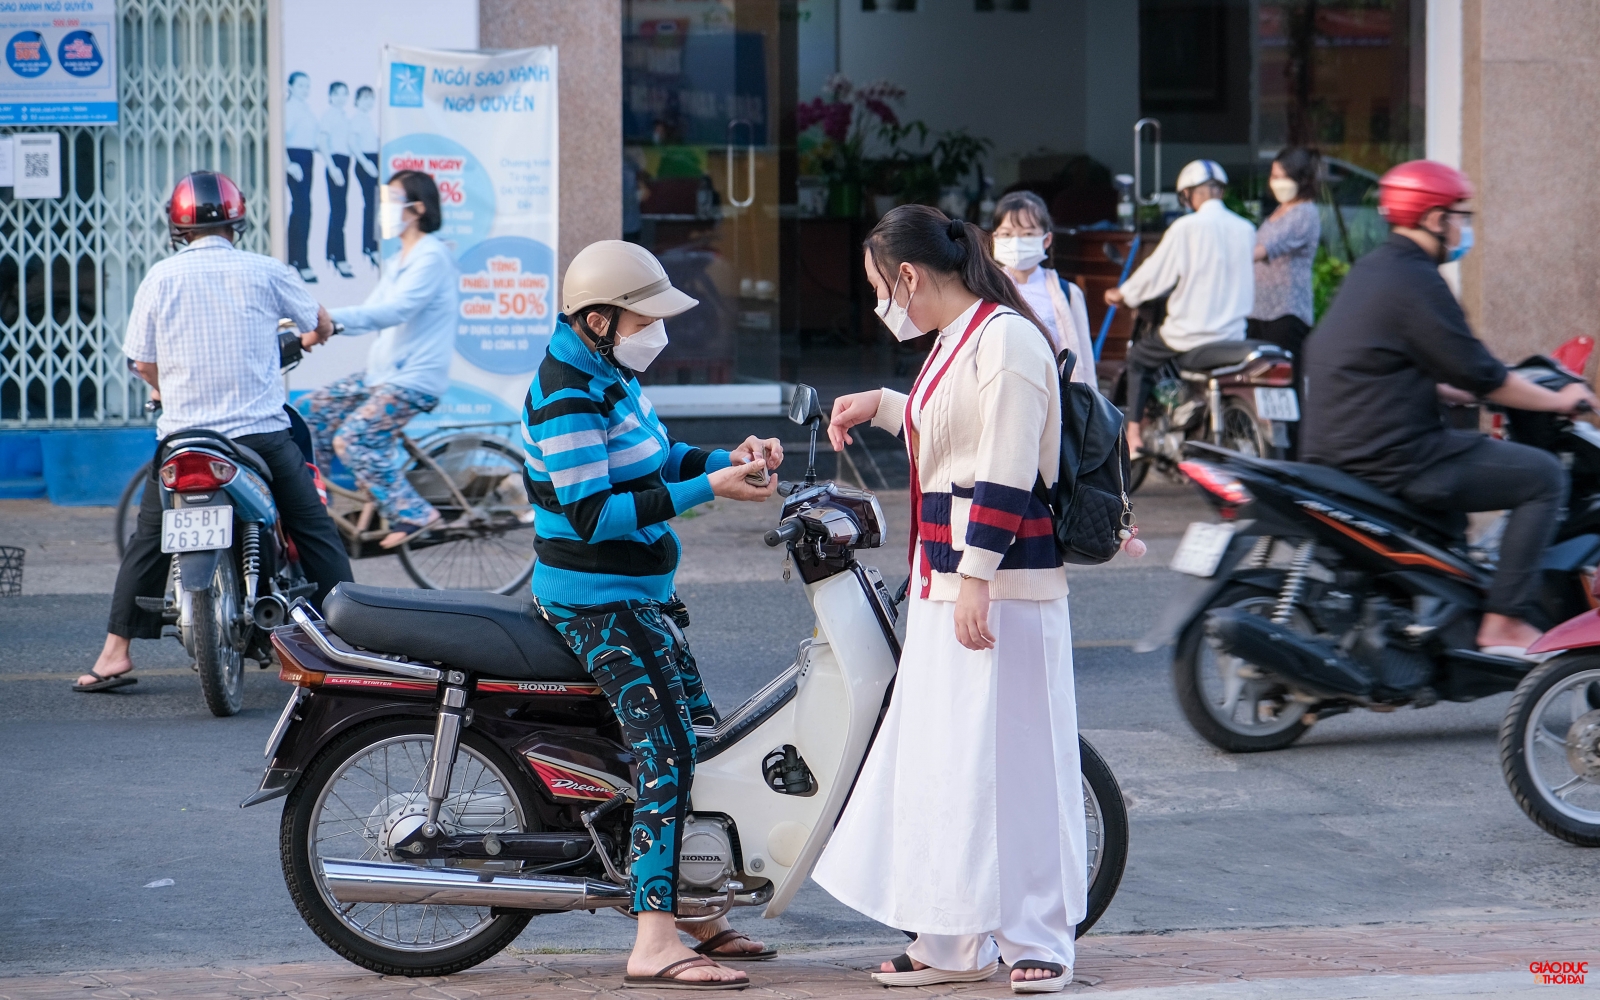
[788, 384, 822, 426]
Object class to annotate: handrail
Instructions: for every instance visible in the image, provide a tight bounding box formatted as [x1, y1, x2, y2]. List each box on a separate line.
[289, 604, 443, 682]
[1133, 118, 1162, 207]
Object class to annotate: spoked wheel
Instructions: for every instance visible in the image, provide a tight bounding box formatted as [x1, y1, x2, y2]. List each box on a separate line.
[1077, 735, 1128, 937]
[281, 719, 539, 976]
[1500, 654, 1600, 846]
[1173, 584, 1314, 752]
[1220, 399, 1268, 459]
[184, 553, 246, 717]
[398, 434, 537, 594]
[115, 462, 150, 558]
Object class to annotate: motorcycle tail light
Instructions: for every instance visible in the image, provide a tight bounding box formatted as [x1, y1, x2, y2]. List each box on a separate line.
[1178, 460, 1253, 506]
[160, 451, 237, 491]
[1248, 360, 1295, 385]
[271, 634, 325, 687]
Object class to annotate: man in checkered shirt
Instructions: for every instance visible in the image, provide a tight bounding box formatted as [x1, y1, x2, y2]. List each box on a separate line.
[77, 171, 353, 692]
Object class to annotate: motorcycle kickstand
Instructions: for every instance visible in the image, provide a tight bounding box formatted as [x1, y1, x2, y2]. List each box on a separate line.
[422, 671, 469, 837]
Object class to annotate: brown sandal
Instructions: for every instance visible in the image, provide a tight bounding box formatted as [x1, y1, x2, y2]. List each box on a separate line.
[622, 956, 750, 991]
[692, 928, 777, 962]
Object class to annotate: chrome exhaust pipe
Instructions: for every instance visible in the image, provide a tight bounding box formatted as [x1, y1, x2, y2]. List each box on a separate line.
[321, 858, 630, 910]
[253, 593, 290, 629]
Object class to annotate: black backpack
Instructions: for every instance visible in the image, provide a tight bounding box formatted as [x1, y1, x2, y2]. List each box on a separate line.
[1033, 349, 1135, 565]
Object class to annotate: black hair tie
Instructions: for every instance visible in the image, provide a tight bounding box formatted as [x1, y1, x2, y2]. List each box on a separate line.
[947, 218, 966, 241]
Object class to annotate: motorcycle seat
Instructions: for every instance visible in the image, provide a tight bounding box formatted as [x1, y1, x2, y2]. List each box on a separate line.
[1177, 339, 1287, 373]
[321, 583, 590, 681]
[1277, 462, 1467, 538]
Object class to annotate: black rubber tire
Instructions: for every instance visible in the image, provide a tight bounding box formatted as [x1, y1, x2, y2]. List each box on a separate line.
[192, 556, 244, 718]
[1127, 456, 1151, 494]
[1076, 735, 1128, 937]
[1499, 653, 1600, 847]
[1220, 398, 1268, 459]
[1172, 582, 1312, 753]
[115, 461, 150, 558]
[280, 719, 537, 977]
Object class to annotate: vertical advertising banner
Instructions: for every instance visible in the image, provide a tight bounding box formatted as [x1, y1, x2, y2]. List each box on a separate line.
[0, 0, 117, 125]
[380, 44, 560, 416]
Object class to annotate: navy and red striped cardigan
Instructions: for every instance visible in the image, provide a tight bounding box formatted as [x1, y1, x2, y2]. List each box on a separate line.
[872, 301, 1068, 603]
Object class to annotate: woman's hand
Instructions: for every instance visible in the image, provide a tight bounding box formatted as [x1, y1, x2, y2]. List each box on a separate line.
[954, 576, 995, 650]
[828, 390, 882, 451]
[1253, 245, 1269, 262]
[1103, 287, 1124, 307]
[708, 460, 779, 502]
[730, 435, 784, 470]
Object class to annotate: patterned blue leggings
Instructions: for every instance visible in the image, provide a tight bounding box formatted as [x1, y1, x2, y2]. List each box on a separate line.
[305, 373, 439, 529]
[539, 598, 717, 914]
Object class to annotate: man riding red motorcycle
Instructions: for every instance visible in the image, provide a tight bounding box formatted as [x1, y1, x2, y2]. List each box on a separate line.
[1301, 160, 1595, 658]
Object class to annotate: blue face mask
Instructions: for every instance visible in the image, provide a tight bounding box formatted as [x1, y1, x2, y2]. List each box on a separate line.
[1445, 222, 1473, 263]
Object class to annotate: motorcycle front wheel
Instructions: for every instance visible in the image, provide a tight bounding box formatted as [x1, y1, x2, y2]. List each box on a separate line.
[1172, 583, 1314, 752]
[185, 553, 245, 717]
[280, 719, 540, 976]
[1077, 736, 1128, 937]
[1500, 654, 1600, 847]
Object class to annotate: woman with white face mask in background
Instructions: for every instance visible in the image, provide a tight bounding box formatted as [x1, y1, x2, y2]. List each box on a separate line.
[1248, 147, 1322, 459]
[306, 170, 460, 549]
[990, 191, 1097, 386]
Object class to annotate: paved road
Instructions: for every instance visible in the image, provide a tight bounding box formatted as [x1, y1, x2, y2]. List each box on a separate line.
[3, 491, 1598, 975]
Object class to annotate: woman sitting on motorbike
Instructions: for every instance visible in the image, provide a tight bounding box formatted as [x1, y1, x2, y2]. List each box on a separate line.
[521, 240, 781, 989]
[306, 169, 457, 549]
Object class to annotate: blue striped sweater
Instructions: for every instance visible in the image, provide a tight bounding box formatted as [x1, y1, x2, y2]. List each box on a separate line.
[520, 321, 730, 605]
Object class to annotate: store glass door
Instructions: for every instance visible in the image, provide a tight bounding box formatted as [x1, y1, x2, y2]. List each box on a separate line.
[622, 0, 793, 393]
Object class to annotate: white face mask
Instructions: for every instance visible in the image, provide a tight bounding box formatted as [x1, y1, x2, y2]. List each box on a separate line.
[380, 202, 410, 239]
[612, 319, 669, 371]
[875, 273, 924, 342]
[1269, 178, 1299, 204]
[992, 235, 1047, 271]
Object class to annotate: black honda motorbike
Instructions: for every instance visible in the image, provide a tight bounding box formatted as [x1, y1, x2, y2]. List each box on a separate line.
[1140, 356, 1600, 752]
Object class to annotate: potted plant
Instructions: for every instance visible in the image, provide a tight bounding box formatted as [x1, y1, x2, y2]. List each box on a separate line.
[796, 75, 907, 219]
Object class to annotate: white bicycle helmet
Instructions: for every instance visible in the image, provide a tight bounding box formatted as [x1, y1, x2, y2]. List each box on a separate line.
[1175, 159, 1228, 193]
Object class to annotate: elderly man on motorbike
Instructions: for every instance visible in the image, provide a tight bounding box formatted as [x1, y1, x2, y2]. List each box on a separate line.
[75, 171, 352, 692]
[1301, 160, 1595, 658]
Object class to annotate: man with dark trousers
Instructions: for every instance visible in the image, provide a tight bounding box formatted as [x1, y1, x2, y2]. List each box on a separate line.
[75, 171, 353, 692]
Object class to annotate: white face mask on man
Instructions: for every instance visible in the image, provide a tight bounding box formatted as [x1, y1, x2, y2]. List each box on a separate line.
[875, 272, 925, 343]
[612, 319, 670, 371]
[992, 235, 1047, 271]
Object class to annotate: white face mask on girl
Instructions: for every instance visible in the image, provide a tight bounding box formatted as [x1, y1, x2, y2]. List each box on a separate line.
[612, 319, 670, 371]
[992, 235, 1047, 271]
[380, 202, 411, 239]
[1269, 178, 1299, 204]
[875, 272, 924, 342]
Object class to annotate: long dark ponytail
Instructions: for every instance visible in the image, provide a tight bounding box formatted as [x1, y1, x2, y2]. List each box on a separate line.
[864, 204, 1051, 345]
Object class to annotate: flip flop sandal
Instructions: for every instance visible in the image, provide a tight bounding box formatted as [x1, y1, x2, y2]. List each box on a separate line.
[870, 954, 999, 987]
[692, 928, 777, 962]
[622, 956, 749, 991]
[379, 513, 443, 550]
[73, 668, 137, 693]
[1009, 960, 1068, 994]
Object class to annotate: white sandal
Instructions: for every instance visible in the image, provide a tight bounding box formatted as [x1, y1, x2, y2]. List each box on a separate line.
[871, 954, 999, 986]
[1009, 961, 1068, 994]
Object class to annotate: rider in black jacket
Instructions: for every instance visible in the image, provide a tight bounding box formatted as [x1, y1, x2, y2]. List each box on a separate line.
[1302, 160, 1594, 658]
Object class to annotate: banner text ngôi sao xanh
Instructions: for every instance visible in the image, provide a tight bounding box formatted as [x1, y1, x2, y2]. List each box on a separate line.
[429, 64, 550, 115]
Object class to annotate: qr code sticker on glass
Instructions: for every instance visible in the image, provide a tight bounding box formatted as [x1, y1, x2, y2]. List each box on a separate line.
[24, 153, 50, 179]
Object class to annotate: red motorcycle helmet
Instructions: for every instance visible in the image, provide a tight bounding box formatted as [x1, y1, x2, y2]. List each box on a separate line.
[166, 170, 248, 244]
[1377, 160, 1474, 228]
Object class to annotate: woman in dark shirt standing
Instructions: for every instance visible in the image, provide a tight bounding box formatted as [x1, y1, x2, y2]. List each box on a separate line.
[1248, 147, 1321, 458]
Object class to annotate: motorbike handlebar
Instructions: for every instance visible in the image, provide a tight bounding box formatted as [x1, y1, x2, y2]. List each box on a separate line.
[764, 517, 805, 547]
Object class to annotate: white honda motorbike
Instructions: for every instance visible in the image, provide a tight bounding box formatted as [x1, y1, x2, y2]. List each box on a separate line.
[245, 385, 1128, 976]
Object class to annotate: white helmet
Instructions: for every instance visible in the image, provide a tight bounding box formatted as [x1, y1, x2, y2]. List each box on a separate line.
[562, 240, 698, 318]
[1175, 159, 1228, 193]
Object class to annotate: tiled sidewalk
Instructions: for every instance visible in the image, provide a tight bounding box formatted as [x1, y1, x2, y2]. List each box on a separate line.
[2, 918, 1592, 1000]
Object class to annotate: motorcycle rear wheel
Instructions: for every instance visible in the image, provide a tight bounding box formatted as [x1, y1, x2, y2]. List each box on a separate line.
[280, 719, 539, 976]
[1173, 583, 1313, 752]
[1500, 654, 1600, 847]
[1219, 399, 1268, 458]
[1077, 736, 1128, 937]
[188, 555, 245, 717]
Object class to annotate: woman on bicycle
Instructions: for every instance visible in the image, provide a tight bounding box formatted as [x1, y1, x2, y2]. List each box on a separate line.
[521, 240, 782, 989]
[306, 169, 457, 549]
[816, 206, 1085, 993]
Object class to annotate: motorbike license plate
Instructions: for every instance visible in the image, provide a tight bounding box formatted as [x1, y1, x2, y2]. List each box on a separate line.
[1254, 387, 1300, 422]
[161, 505, 233, 553]
[1171, 522, 1236, 578]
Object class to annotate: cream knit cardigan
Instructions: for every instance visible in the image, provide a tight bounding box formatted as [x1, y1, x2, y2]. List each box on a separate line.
[872, 303, 1068, 602]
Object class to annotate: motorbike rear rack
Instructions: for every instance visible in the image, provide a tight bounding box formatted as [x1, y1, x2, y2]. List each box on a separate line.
[287, 603, 444, 683]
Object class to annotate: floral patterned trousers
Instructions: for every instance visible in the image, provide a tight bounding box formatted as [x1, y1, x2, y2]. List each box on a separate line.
[305, 373, 439, 529]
